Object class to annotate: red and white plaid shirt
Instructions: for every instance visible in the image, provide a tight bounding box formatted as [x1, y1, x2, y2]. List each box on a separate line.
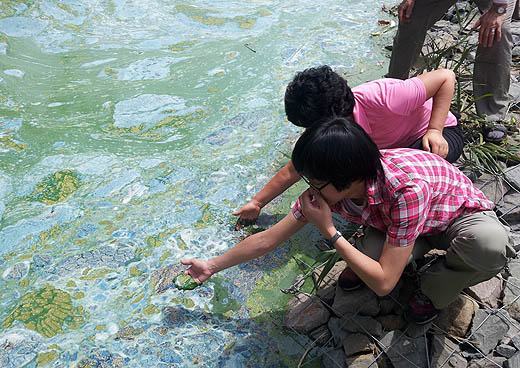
[292, 148, 493, 247]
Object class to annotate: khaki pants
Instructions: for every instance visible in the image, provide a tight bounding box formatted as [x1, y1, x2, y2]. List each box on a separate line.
[355, 211, 513, 309]
[387, 0, 514, 121]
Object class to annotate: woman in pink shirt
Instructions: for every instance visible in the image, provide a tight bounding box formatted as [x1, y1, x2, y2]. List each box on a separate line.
[234, 66, 464, 228]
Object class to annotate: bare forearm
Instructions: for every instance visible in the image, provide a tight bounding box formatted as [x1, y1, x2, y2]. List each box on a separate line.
[252, 161, 301, 208]
[418, 69, 455, 132]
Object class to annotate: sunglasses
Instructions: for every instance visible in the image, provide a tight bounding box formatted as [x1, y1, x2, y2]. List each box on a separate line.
[301, 175, 329, 193]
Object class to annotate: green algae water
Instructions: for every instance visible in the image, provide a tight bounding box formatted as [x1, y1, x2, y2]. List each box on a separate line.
[0, 1, 393, 366]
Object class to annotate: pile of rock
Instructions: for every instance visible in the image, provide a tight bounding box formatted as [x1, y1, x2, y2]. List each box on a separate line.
[284, 165, 520, 368]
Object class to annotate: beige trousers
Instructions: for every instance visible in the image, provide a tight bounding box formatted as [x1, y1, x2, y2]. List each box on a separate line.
[355, 211, 513, 308]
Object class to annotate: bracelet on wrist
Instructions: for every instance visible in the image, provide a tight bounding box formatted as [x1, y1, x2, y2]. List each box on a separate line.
[326, 231, 342, 248]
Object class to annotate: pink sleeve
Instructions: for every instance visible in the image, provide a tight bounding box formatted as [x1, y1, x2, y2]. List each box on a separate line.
[384, 77, 427, 117]
[291, 199, 308, 223]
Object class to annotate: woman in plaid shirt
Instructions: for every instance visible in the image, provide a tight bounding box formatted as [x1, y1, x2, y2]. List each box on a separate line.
[183, 117, 513, 323]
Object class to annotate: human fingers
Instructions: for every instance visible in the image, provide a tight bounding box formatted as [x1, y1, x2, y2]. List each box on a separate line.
[422, 137, 432, 153]
[405, 2, 414, 18]
[234, 217, 257, 231]
[181, 259, 193, 266]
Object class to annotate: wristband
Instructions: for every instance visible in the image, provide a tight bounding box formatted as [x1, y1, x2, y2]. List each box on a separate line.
[326, 231, 342, 248]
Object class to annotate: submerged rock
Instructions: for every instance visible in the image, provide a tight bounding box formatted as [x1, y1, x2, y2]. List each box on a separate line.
[173, 273, 199, 290]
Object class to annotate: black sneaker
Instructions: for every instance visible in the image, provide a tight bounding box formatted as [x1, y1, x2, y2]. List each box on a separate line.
[337, 267, 362, 291]
[405, 292, 439, 325]
[483, 123, 508, 144]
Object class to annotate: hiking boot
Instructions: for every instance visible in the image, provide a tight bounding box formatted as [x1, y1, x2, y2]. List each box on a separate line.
[337, 267, 362, 291]
[405, 292, 439, 325]
[483, 123, 508, 144]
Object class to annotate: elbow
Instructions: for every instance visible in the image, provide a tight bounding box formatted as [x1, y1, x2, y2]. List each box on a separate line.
[374, 281, 398, 297]
[444, 69, 456, 85]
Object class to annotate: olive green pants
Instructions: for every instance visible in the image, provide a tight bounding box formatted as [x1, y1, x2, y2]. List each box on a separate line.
[355, 211, 513, 309]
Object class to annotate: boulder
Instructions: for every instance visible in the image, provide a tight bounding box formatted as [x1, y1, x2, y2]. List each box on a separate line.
[466, 277, 503, 309]
[332, 285, 380, 317]
[346, 353, 379, 368]
[343, 333, 376, 356]
[430, 334, 467, 368]
[322, 348, 347, 368]
[469, 309, 511, 355]
[435, 294, 479, 336]
[380, 330, 428, 368]
[340, 314, 383, 337]
[284, 294, 330, 334]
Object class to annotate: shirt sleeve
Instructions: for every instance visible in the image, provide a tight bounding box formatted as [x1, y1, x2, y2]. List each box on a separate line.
[386, 180, 432, 247]
[384, 77, 427, 117]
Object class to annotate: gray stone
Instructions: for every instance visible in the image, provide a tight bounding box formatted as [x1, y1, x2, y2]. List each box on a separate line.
[505, 165, 520, 192]
[2, 262, 30, 280]
[497, 344, 518, 358]
[509, 259, 520, 279]
[340, 314, 383, 337]
[503, 276, 520, 321]
[469, 309, 511, 355]
[284, 294, 330, 334]
[115, 326, 144, 341]
[466, 277, 502, 309]
[404, 320, 434, 338]
[322, 348, 347, 368]
[328, 317, 350, 347]
[346, 353, 379, 368]
[506, 353, 520, 368]
[430, 334, 467, 368]
[332, 285, 380, 317]
[497, 191, 520, 225]
[316, 261, 346, 306]
[376, 314, 407, 332]
[76, 350, 127, 368]
[343, 333, 376, 356]
[510, 231, 520, 252]
[309, 324, 331, 346]
[32, 254, 52, 268]
[474, 173, 510, 204]
[380, 330, 428, 368]
[436, 294, 478, 336]
[468, 354, 507, 368]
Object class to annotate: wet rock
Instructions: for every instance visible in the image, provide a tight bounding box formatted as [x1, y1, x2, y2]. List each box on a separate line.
[114, 326, 144, 341]
[435, 295, 479, 337]
[51, 244, 137, 274]
[497, 344, 518, 358]
[2, 261, 30, 280]
[340, 314, 383, 337]
[343, 333, 376, 356]
[466, 277, 502, 309]
[376, 314, 407, 332]
[150, 263, 184, 293]
[284, 294, 330, 334]
[469, 309, 511, 355]
[32, 254, 52, 268]
[332, 285, 380, 317]
[316, 261, 345, 305]
[76, 350, 127, 368]
[159, 349, 182, 364]
[430, 334, 467, 368]
[380, 330, 428, 368]
[328, 317, 349, 347]
[346, 353, 379, 368]
[309, 324, 331, 346]
[0, 330, 40, 368]
[322, 348, 347, 368]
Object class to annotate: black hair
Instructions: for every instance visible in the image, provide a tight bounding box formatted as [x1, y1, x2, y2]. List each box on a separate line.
[284, 65, 355, 128]
[292, 117, 382, 191]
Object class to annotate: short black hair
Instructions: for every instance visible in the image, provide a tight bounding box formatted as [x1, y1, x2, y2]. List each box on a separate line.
[292, 117, 382, 191]
[284, 65, 355, 128]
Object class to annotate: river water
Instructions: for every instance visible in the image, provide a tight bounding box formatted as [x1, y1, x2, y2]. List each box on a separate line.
[0, 1, 393, 366]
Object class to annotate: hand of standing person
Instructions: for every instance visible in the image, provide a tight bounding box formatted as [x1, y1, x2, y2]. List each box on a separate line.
[180, 259, 215, 284]
[398, 0, 416, 23]
[473, 3, 507, 48]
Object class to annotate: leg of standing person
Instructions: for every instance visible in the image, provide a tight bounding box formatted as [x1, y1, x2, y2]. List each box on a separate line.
[387, 0, 457, 79]
[473, 0, 514, 124]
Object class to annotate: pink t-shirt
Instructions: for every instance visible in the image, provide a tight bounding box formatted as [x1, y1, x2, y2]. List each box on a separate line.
[352, 77, 458, 149]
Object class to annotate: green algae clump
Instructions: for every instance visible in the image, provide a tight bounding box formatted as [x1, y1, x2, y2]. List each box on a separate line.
[174, 274, 199, 290]
[3, 284, 85, 338]
[29, 170, 81, 204]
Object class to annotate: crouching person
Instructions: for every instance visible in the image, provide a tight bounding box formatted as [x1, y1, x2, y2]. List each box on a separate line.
[182, 117, 513, 324]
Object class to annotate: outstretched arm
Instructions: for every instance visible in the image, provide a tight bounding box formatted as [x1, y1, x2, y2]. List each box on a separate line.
[182, 210, 306, 283]
[417, 68, 456, 159]
[233, 160, 301, 228]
